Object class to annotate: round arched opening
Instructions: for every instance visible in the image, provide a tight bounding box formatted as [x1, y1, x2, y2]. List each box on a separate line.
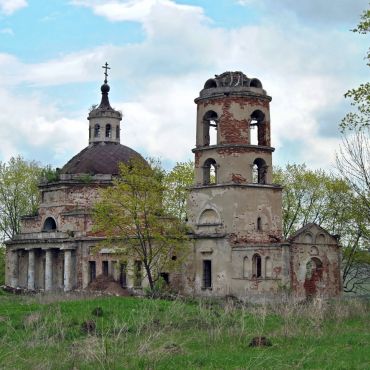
[203, 158, 217, 185]
[204, 79, 217, 89]
[252, 158, 267, 184]
[252, 254, 262, 278]
[250, 78, 262, 88]
[43, 217, 57, 231]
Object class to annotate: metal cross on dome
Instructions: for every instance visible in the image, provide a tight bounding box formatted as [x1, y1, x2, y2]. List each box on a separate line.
[102, 62, 111, 83]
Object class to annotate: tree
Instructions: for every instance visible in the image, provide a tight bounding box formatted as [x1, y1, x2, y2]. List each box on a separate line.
[163, 160, 194, 222]
[274, 164, 370, 294]
[0, 156, 43, 242]
[273, 164, 352, 238]
[340, 7, 369, 131]
[336, 127, 370, 294]
[92, 158, 188, 291]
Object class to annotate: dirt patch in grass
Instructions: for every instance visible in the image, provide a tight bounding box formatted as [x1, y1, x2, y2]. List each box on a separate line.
[87, 275, 131, 296]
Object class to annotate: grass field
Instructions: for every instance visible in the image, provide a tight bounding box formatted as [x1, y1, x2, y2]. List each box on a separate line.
[0, 290, 369, 369]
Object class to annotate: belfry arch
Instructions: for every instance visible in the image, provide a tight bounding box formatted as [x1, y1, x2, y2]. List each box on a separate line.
[202, 111, 218, 146]
[250, 110, 267, 146]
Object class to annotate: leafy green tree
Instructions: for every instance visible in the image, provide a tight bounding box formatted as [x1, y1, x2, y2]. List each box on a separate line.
[93, 158, 188, 291]
[340, 7, 369, 131]
[0, 156, 43, 242]
[274, 164, 370, 294]
[163, 160, 194, 222]
[336, 127, 370, 294]
[273, 164, 352, 238]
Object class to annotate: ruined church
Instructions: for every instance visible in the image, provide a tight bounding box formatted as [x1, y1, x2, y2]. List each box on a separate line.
[5, 69, 342, 301]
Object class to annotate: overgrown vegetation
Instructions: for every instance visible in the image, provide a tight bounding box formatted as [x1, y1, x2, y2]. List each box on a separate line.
[0, 292, 368, 369]
[273, 164, 370, 294]
[0, 156, 43, 241]
[93, 158, 189, 291]
[340, 6, 369, 131]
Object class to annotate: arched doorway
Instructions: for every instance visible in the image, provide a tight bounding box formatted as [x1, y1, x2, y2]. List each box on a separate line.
[304, 257, 323, 298]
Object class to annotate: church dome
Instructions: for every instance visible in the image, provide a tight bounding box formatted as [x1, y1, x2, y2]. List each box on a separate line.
[60, 142, 145, 175]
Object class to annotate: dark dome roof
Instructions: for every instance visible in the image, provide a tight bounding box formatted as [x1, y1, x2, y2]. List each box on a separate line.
[61, 142, 145, 175]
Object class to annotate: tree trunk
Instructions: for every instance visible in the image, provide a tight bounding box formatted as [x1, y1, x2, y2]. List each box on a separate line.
[144, 261, 154, 291]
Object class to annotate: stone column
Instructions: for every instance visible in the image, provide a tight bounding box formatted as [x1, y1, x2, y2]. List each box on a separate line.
[27, 249, 35, 290]
[10, 251, 19, 288]
[45, 249, 53, 291]
[81, 243, 89, 289]
[64, 250, 72, 292]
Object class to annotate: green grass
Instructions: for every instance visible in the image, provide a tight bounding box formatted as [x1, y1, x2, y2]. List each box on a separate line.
[0, 291, 369, 369]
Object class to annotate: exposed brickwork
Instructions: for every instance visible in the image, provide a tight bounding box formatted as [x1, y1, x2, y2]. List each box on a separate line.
[289, 230, 341, 299]
[231, 173, 247, 184]
[200, 97, 271, 146]
[194, 152, 201, 168]
[216, 146, 272, 156]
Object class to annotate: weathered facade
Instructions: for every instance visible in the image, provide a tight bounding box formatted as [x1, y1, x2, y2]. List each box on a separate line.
[183, 72, 342, 301]
[5, 76, 149, 292]
[5, 70, 342, 301]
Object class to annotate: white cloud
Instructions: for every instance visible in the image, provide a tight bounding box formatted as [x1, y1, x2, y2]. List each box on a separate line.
[0, 27, 14, 35]
[236, 0, 368, 25]
[0, 0, 27, 15]
[70, 0, 204, 24]
[0, 89, 86, 165]
[0, 0, 367, 171]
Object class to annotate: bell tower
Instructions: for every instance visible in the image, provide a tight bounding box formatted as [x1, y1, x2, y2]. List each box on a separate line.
[88, 62, 122, 145]
[187, 71, 287, 299]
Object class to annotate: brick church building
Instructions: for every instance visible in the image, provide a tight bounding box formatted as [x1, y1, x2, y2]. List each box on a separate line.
[5, 69, 342, 301]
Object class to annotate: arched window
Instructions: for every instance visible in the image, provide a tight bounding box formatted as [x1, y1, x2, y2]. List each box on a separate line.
[203, 111, 218, 146]
[198, 209, 220, 225]
[105, 124, 112, 138]
[265, 256, 272, 278]
[116, 126, 120, 139]
[43, 217, 57, 231]
[94, 124, 100, 138]
[305, 257, 323, 280]
[250, 110, 265, 145]
[204, 79, 217, 89]
[89, 127, 91, 139]
[243, 256, 249, 278]
[252, 158, 267, 184]
[250, 78, 262, 88]
[252, 254, 262, 278]
[315, 233, 326, 244]
[304, 232, 313, 243]
[203, 158, 217, 185]
[257, 217, 262, 231]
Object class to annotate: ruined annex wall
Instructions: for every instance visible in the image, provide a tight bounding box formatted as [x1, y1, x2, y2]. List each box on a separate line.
[230, 244, 290, 301]
[290, 226, 341, 299]
[188, 237, 290, 302]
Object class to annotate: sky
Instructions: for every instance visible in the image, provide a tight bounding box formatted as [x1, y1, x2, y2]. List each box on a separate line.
[0, 0, 368, 170]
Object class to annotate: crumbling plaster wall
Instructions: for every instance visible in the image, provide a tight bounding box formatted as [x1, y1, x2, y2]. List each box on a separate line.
[290, 226, 341, 299]
[188, 186, 283, 244]
[20, 183, 102, 234]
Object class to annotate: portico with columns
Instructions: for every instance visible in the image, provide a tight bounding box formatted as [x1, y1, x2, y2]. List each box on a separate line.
[7, 244, 77, 292]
